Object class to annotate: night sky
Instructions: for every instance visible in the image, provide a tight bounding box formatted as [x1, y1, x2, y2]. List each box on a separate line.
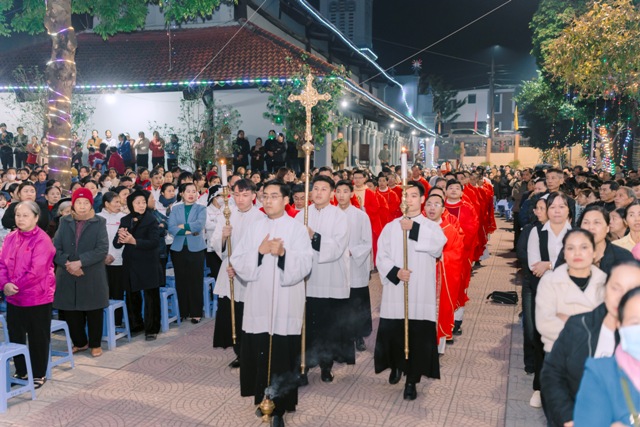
[372, 0, 541, 89]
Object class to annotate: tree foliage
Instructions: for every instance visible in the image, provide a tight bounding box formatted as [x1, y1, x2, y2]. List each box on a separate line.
[428, 75, 466, 126]
[529, 0, 590, 69]
[0, 0, 227, 38]
[261, 63, 349, 148]
[11, 65, 96, 138]
[543, 0, 640, 100]
[515, 72, 587, 151]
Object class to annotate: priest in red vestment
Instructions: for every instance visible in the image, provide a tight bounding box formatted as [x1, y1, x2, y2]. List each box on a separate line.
[425, 191, 464, 345]
[352, 170, 385, 261]
[377, 174, 402, 221]
[444, 180, 479, 325]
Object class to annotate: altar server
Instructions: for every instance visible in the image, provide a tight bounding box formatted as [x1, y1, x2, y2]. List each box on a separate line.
[335, 179, 373, 352]
[374, 181, 446, 400]
[230, 180, 312, 427]
[212, 179, 265, 368]
[297, 175, 353, 383]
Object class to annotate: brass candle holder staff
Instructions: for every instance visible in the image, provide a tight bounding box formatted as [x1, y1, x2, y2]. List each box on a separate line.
[220, 160, 236, 345]
[400, 148, 409, 360]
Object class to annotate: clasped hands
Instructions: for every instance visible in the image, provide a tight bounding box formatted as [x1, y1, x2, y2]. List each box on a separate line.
[227, 234, 284, 279]
[117, 228, 137, 245]
[66, 260, 84, 277]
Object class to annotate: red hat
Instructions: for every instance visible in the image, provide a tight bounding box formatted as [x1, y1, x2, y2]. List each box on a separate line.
[206, 171, 218, 181]
[72, 187, 94, 207]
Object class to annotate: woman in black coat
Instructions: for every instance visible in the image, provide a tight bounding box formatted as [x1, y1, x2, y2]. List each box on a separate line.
[540, 261, 640, 427]
[114, 189, 162, 340]
[53, 188, 109, 358]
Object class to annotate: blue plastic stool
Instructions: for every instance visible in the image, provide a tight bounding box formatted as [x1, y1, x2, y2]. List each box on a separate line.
[0, 315, 8, 344]
[203, 278, 216, 319]
[101, 300, 131, 351]
[47, 320, 75, 380]
[159, 287, 181, 333]
[166, 275, 176, 289]
[0, 343, 36, 412]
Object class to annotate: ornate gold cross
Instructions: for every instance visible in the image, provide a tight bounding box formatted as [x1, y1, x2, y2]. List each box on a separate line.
[288, 73, 332, 153]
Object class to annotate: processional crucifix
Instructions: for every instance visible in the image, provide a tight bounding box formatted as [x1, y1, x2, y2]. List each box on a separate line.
[288, 73, 331, 378]
[258, 73, 332, 423]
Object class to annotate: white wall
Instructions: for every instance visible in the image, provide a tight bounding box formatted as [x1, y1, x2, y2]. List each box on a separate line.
[456, 89, 489, 123]
[0, 88, 281, 143]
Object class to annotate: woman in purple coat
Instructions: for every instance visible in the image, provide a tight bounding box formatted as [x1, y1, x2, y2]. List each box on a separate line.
[0, 201, 56, 388]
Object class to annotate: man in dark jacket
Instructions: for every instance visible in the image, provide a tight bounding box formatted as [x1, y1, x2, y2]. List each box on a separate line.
[233, 130, 250, 169]
[541, 261, 640, 427]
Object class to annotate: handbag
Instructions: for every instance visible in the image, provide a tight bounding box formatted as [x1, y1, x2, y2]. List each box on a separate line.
[486, 290, 519, 305]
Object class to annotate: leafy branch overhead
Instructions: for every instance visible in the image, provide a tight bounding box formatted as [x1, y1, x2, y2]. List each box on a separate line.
[543, 0, 640, 100]
[0, 0, 231, 39]
[260, 63, 350, 148]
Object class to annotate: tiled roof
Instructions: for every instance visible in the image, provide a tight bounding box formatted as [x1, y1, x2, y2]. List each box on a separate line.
[0, 21, 336, 86]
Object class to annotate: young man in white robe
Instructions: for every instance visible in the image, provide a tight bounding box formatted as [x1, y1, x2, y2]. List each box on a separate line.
[212, 179, 265, 368]
[230, 180, 312, 427]
[374, 181, 447, 400]
[297, 175, 353, 384]
[335, 179, 373, 352]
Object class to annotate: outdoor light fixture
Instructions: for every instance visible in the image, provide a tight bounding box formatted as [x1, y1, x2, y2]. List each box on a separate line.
[341, 99, 348, 108]
[390, 122, 396, 129]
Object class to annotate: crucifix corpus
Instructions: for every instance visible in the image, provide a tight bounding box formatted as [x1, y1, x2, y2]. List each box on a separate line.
[287, 73, 331, 379]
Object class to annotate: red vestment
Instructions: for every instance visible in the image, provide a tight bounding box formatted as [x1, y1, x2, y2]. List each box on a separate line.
[436, 211, 465, 341]
[351, 188, 384, 262]
[445, 199, 479, 309]
[377, 187, 401, 221]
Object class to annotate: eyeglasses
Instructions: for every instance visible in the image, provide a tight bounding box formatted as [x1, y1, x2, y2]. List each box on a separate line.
[263, 194, 283, 201]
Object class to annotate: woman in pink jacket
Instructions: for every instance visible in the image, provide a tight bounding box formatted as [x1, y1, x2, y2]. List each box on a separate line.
[0, 201, 56, 389]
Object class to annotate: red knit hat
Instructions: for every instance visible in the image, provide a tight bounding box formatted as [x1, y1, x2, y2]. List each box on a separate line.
[206, 170, 218, 182]
[72, 187, 94, 207]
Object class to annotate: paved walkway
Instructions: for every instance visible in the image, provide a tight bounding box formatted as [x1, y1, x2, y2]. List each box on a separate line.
[1, 219, 547, 426]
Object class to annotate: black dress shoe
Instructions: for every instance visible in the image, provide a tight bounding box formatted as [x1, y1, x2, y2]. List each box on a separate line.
[228, 357, 241, 368]
[452, 320, 462, 336]
[403, 382, 417, 400]
[446, 338, 454, 345]
[191, 318, 201, 324]
[271, 414, 285, 427]
[145, 334, 157, 341]
[298, 371, 309, 386]
[320, 368, 334, 383]
[355, 337, 366, 352]
[388, 368, 402, 385]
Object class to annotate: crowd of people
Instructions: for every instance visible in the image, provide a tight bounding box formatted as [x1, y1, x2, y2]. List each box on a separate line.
[0, 124, 638, 426]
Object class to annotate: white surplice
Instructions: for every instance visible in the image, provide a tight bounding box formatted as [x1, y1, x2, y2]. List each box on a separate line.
[376, 215, 447, 321]
[212, 205, 266, 302]
[231, 214, 313, 335]
[343, 205, 372, 289]
[297, 204, 350, 299]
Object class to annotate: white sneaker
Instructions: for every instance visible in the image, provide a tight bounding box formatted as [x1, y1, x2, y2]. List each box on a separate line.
[529, 390, 542, 408]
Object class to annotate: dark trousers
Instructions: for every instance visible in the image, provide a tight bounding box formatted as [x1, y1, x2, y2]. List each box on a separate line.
[171, 248, 205, 318]
[136, 154, 149, 169]
[106, 265, 124, 325]
[126, 288, 161, 335]
[205, 250, 222, 279]
[6, 303, 52, 378]
[143, 288, 161, 335]
[151, 156, 165, 169]
[14, 152, 27, 168]
[65, 309, 104, 349]
[0, 151, 13, 169]
[521, 273, 536, 373]
[513, 214, 522, 249]
[167, 158, 178, 171]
